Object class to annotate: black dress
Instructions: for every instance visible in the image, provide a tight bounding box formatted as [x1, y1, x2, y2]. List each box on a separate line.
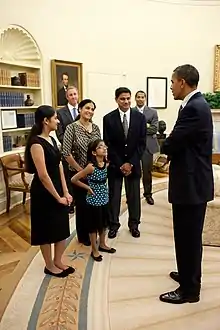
[30, 136, 70, 246]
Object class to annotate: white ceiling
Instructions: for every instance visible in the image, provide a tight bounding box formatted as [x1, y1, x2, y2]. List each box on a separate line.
[148, 0, 220, 5]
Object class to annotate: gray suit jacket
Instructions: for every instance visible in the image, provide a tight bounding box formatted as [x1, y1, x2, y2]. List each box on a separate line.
[133, 106, 159, 154]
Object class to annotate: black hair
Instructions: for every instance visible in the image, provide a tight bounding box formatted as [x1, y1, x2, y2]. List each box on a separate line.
[74, 99, 96, 122]
[87, 139, 105, 166]
[24, 105, 55, 173]
[173, 64, 199, 87]
[135, 90, 146, 98]
[61, 72, 69, 80]
[115, 87, 131, 99]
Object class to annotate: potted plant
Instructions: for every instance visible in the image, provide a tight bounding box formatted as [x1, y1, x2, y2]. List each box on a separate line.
[203, 92, 220, 110]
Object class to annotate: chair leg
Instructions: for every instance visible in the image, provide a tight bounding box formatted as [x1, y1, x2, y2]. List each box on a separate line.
[22, 192, 27, 205]
[6, 190, 11, 213]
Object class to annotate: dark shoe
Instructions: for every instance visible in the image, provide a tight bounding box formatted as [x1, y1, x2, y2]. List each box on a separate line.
[129, 228, 140, 238]
[54, 264, 75, 275]
[63, 266, 75, 275]
[44, 267, 68, 278]
[159, 288, 200, 304]
[108, 229, 118, 239]
[170, 271, 180, 283]
[99, 247, 116, 254]
[91, 252, 103, 262]
[146, 196, 154, 205]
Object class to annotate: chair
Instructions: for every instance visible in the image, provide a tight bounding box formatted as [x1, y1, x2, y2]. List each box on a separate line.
[0, 153, 32, 212]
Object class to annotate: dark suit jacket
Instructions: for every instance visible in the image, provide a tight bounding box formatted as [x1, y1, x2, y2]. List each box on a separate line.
[103, 108, 146, 177]
[161, 92, 214, 205]
[133, 106, 159, 154]
[56, 105, 74, 144]
[57, 87, 68, 106]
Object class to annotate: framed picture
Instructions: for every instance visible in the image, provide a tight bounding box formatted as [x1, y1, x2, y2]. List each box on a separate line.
[51, 59, 83, 108]
[146, 77, 168, 109]
[1, 110, 17, 130]
[214, 45, 220, 92]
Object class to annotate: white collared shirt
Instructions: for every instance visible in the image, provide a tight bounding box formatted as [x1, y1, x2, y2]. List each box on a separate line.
[136, 105, 145, 113]
[181, 89, 199, 109]
[118, 108, 130, 128]
[67, 103, 78, 119]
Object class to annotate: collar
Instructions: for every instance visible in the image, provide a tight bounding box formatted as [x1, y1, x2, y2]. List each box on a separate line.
[67, 103, 78, 111]
[181, 89, 199, 109]
[118, 108, 131, 116]
[136, 105, 145, 113]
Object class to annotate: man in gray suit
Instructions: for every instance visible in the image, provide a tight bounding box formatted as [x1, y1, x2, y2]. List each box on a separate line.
[133, 91, 159, 205]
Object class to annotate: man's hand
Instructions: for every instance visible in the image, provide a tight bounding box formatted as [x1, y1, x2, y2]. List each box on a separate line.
[120, 163, 133, 176]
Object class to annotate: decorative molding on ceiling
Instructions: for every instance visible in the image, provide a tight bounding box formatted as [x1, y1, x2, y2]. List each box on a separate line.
[0, 25, 41, 66]
[148, 0, 220, 5]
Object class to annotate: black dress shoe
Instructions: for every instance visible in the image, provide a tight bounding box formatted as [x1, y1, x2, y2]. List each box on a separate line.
[91, 252, 103, 262]
[63, 266, 75, 275]
[108, 229, 118, 239]
[44, 267, 68, 278]
[99, 247, 116, 254]
[129, 228, 140, 238]
[159, 288, 200, 304]
[146, 196, 154, 205]
[170, 271, 180, 283]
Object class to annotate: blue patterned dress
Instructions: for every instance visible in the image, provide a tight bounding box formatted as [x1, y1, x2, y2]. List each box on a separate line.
[85, 164, 109, 233]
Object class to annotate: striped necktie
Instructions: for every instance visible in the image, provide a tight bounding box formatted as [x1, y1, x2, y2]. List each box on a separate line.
[122, 113, 129, 138]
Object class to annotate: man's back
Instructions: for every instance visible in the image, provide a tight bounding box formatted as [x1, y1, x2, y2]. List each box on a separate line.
[164, 92, 214, 204]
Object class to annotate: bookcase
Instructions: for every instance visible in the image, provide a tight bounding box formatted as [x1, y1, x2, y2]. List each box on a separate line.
[0, 25, 43, 157]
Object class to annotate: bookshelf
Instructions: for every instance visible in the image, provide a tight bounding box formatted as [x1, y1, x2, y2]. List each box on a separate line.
[0, 25, 43, 156]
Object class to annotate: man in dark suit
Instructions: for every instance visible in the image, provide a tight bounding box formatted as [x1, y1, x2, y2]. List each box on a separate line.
[133, 90, 159, 205]
[159, 64, 214, 304]
[103, 87, 146, 239]
[56, 86, 79, 213]
[57, 72, 69, 106]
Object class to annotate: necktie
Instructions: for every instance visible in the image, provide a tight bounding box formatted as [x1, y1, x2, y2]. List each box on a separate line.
[72, 107, 77, 120]
[122, 113, 129, 138]
[178, 105, 183, 117]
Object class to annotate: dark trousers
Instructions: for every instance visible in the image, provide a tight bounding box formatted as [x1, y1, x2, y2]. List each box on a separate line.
[72, 182, 90, 244]
[172, 203, 207, 296]
[141, 150, 153, 197]
[108, 174, 141, 231]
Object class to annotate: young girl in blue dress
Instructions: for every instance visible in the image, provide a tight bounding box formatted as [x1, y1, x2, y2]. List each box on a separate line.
[71, 139, 116, 261]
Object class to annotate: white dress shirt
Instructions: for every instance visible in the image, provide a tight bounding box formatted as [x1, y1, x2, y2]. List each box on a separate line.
[118, 108, 131, 128]
[181, 89, 199, 109]
[67, 103, 78, 119]
[136, 105, 145, 113]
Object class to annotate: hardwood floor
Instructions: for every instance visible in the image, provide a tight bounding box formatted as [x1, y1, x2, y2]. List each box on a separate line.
[0, 203, 31, 280]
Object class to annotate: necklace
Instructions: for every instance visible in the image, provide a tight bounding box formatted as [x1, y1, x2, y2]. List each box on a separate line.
[79, 120, 92, 132]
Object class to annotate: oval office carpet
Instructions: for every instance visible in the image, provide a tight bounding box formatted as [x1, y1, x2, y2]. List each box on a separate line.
[0, 178, 220, 330]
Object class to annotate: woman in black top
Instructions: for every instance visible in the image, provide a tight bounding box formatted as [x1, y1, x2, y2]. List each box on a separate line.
[25, 105, 74, 278]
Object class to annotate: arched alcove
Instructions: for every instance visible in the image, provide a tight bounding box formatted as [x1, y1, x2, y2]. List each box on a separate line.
[0, 25, 43, 212]
[0, 24, 41, 66]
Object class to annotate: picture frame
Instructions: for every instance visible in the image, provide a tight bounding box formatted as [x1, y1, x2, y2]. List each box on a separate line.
[51, 59, 83, 109]
[146, 77, 168, 109]
[1, 110, 17, 130]
[214, 45, 220, 92]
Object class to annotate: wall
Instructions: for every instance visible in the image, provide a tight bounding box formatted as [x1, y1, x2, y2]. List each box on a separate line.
[1, 0, 220, 132]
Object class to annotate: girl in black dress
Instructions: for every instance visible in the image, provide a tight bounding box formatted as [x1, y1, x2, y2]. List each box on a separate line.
[25, 105, 74, 278]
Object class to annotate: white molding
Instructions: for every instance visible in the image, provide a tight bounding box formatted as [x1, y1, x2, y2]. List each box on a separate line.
[148, 0, 220, 5]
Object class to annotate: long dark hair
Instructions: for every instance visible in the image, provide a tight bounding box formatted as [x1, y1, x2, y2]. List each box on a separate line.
[74, 98, 96, 122]
[87, 139, 105, 166]
[24, 105, 55, 173]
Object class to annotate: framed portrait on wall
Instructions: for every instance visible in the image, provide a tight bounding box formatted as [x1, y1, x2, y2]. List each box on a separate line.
[146, 77, 168, 109]
[51, 60, 83, 108]
[214, 45, 220, 92]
